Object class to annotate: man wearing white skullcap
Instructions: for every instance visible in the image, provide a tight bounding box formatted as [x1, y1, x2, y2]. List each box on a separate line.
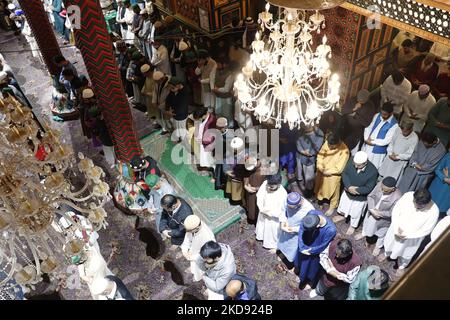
[335, 151, 379, 235]
[181, 215, 216, 281]
[151, 71, 173, 134]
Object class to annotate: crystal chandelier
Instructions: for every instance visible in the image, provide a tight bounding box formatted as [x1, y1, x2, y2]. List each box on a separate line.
[234, 2, 342, 129]
[0, 96, 110, 292]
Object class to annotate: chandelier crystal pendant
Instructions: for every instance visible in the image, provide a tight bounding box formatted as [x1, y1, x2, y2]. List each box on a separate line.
[234, 2, 341, 129]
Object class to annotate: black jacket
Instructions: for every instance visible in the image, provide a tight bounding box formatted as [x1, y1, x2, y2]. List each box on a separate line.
[105, 275, 135, 300]
[224, 274, 261, 300]
[166, 86, 189, 121]
[159, 198, 193, 245]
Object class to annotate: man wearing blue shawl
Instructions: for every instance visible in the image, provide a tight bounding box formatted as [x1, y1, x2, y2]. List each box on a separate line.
[294, 210, 337, 290]
[278, 192, 314, 268]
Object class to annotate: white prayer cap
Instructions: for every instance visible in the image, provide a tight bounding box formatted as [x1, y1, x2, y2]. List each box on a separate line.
[184, 215, 201, 231]
[140, 9, 147, 14]
[140, 64, 151, 73]
[7, 3, 15, 10]
[0, 71, 8, 82]
[230, 137, 244, 149]
[152, 71, 164, 81]
[82, 88, 95, 99]
[354, 151, 368, 164]
[178, 41, 188, 51]
[90, 277, 110, 296]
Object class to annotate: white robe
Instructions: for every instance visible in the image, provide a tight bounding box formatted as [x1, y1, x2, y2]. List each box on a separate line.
[362, 114, 399, 169]
[78, 248, 113, 300]
[378, 128, 419, 181]
[124, 8, 135, 45]
[151, 44, 171, 76]
[384, 192, 439, 266]
[422, 215, 450, 254]
[337, 191, 368, 228]
[255, 181, 288, 249]
[196, 114, 215, 168]
[402, 91, 436, 133]
[180, 223, 216, 281]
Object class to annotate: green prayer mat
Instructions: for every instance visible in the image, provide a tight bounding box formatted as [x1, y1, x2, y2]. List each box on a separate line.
[140, 131, 241, 234]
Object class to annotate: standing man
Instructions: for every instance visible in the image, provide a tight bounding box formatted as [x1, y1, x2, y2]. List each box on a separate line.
[428, 150, 450, 215]
[295, 211, 337, 290]
[402, 85, 436, 133]
[356, 177, 403, 256]
[347, 265, 390, 300]
[195, 49, 217, 110]
[165, 77, 189, 143]
[255, 172, 288, 253]
[151, 71, 172, 134]
[335, 151, 378, 235]
[181, 215, 215, 281]
[145, 174, 175, 232]
[378, 120, 419, 182]
[310, 239, 362, 300]
[296, 125, 324, 198]
[315, 133, 350, 216]
[361, 102, 399, 169]
[197, 241, 236, 300]
[380, 70, 412, 119]
[397, 132, 446, 193]
[151, 38, 171, 75]
[116, 0, 128, 40]
[278, 192, 315, 270]
[225, 275, 261, 300]
[158, 194, 193, 247]
[211, 57, 234, 124]
[243, 156, 266, 225]
[382, 189, 439, 275]
[341, 89, 377, 155]
[424, 97, 450, 148]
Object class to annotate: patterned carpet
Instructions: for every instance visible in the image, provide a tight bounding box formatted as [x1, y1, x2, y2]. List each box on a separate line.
[141, 131, 241, 234]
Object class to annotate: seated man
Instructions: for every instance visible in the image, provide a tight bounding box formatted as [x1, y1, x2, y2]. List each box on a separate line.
[196, 241, 236, 300]
[404, 53, 439, 89]
[310, 238, 362, 300]
[224, 274, 261, 300]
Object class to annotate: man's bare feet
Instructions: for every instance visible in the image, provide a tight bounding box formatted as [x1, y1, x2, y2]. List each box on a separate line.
[333, 214, 345, 223]
[346, 226, 355, 235]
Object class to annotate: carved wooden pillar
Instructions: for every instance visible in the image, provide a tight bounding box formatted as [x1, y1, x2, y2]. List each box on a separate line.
[17, 0, 62, 76]
[63, 0, 141, 162]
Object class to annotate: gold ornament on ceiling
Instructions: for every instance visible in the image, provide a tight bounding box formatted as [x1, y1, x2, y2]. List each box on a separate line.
[267, 0, 346, 10]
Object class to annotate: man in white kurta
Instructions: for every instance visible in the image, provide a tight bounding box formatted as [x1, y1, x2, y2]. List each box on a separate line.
[255, 175, 288, 252]
[378, 120, 419, 182]
[195, 50, 217, 110]
[380, 71, 412, 117]
[382, 189, 439, 274]
[402, 85, 436, 133]
[151, 39, 171, 76]
[123, 3, 135, 45]
[181, 215, 215, 281]
[78, 247, 113, 300]
[361, 102, 399, 169]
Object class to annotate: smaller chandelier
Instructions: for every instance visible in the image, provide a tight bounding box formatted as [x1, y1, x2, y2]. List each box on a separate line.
[234, 2, 341, 129]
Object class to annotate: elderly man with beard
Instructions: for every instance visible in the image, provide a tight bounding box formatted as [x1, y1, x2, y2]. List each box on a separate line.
[196, 241, 236, 300]
[277, 192, 314, 271]
[151, 71, 173, 134]
[310, 238, 362, 300]
[355, 177, 403, 256]
[402, 84, 436, 133]
[334, 151, 378, 235]
[378, 120, 418, 182]
[381, 189, 439, 275]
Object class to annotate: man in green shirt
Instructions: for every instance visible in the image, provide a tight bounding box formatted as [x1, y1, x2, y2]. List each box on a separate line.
[425, 97, 450, 147]
[347, 265, 390, 300]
